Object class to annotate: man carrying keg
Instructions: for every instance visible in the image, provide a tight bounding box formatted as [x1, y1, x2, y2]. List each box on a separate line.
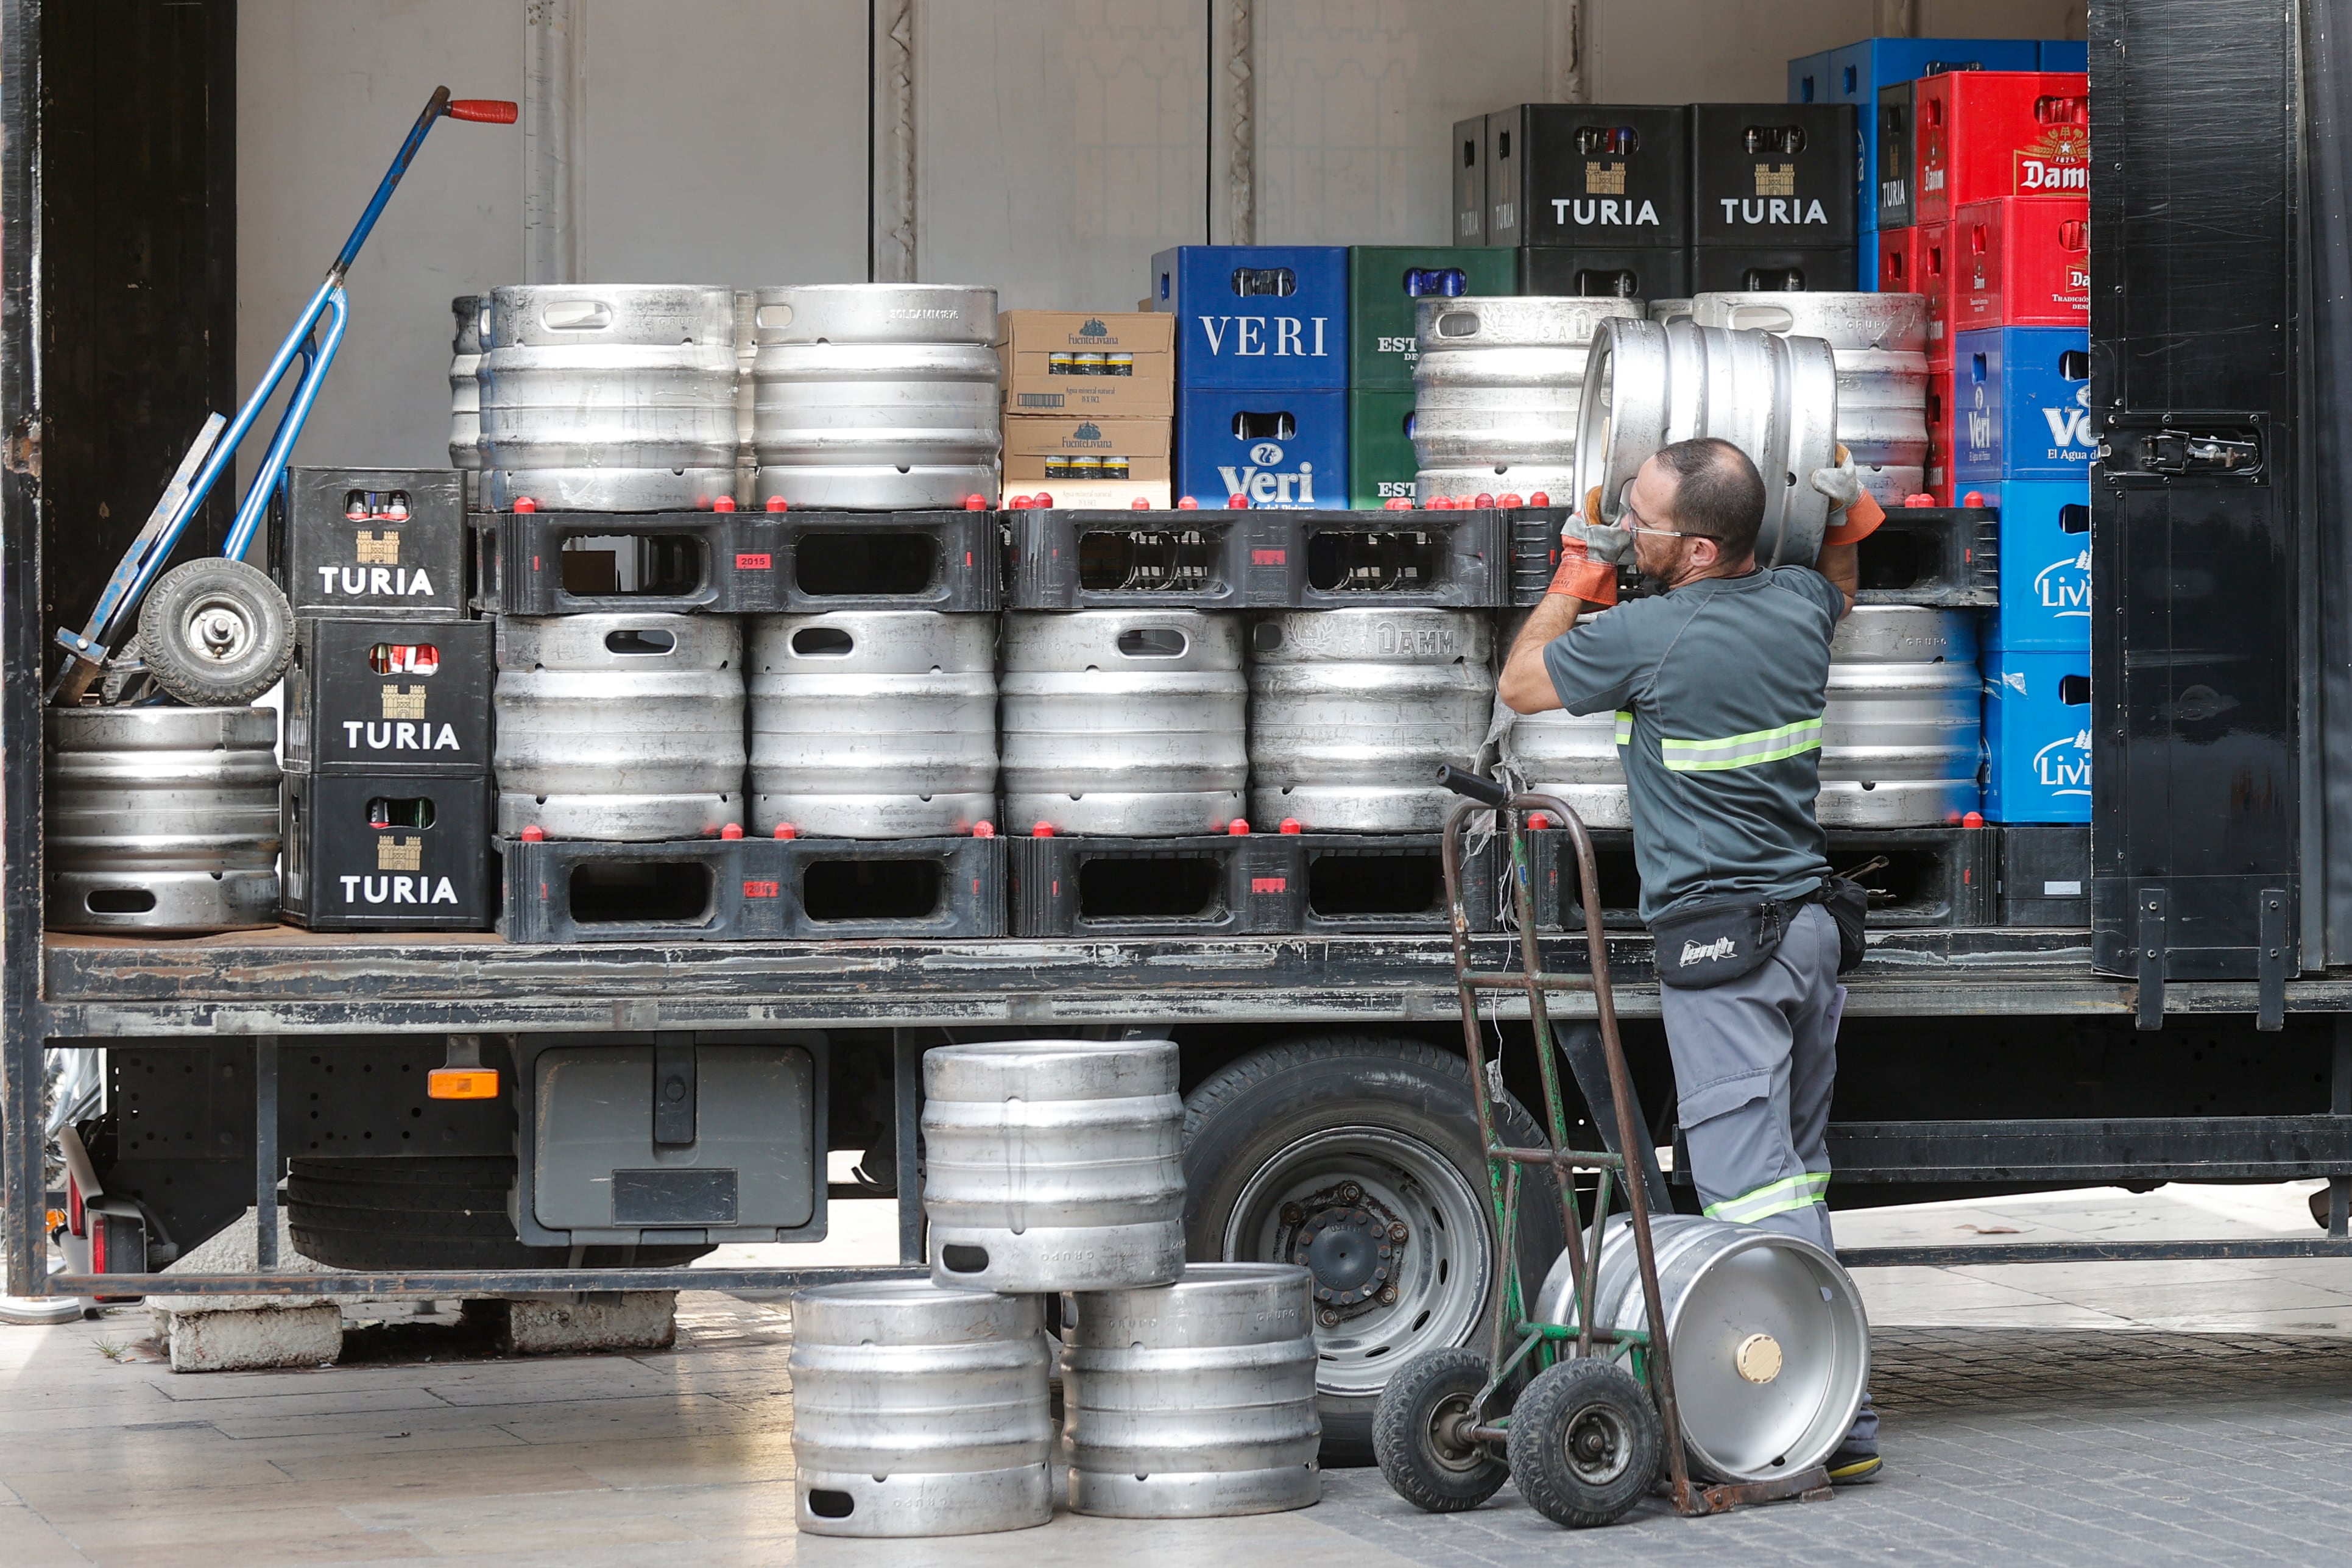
[1495, 436, 1887, 1484]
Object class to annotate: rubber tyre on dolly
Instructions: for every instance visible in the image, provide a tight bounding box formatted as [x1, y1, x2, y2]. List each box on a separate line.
[136, 556, 295, 707]
[1181, 1032, 1567, 1464]
[286, 1156, 712, 1269]
[1505, 1357, 1661, 1528]
[1371, 1344, 1508, 1510]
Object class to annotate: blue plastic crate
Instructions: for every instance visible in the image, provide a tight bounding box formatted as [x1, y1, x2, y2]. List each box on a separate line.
[1150, 245, 1348, 390]
[1827, 37, 2038, 249]
[1176, 387, 1347, 509]
[1954, 326, 2094, 482]
[1983, 649, 2091, 823]
[1789, 51, 1831, 104]
[2039, 40, 2089, 72]
[1982, 479, 2091, 651]
[1856, 222, 1879, 290]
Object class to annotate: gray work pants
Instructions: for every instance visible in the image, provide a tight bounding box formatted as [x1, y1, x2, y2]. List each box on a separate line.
[1658, 901, 1876, 1451]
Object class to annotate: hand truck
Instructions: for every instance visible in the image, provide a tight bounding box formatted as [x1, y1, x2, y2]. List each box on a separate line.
[1369, 765, 1833, 1525]
[49, 87, 516, 710]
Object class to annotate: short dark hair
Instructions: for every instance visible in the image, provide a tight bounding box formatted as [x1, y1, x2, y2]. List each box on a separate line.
[1652, 437, 1764, 561]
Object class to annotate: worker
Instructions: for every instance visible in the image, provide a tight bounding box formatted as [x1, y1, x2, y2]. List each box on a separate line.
[1496, 436, 1884, 1485]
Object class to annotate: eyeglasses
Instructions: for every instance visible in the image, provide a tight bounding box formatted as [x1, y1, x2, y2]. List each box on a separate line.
[1617, 481, 1696, 540]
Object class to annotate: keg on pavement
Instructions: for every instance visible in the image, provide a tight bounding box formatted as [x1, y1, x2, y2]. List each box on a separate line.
[1821, 605, 1982, 827]
[449, 294, 485, 471]
[44, 705, 281, 934]
[1062, 1263, 1321, 1518]
[1411, 295, 1644, 503]
[1577, 316, 1840, 569]
[478, 283, 738, 511]
[922, 1037, 1186, 1293]
[789, 1280, 1054, 1538]
[492, 613, 746, 840]
[998, 610, 1248, 836]
[1533, 1213, 1869, 1483]
[1689, 292, 1929, 505]
[750, 284, 1001, 510]
[1497, 608, 1628, 830]
[747, 610, 997, 838]
[1248, 608, 1493, 832]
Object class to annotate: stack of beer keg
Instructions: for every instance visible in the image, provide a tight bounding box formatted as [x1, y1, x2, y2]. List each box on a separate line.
[788, 1038, 1321, 1538]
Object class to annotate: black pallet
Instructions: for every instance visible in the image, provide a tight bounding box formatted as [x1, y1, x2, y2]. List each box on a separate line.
[1852, 504, 1999, 608]
[1996, 824, 2089, 928]
[500, 833, 1005, 944]
[1525, 825, 1996, 933]
[284, 617, 492, 777]
[1005, 507, 1506, 610]
[471, 508, 1001, 615]
[1008, 832, 1499, 938]
[272, 466, 468, 620]
[282, 772, 497, 932]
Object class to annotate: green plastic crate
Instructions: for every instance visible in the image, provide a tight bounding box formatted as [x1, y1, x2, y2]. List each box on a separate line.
[1347, 246, 1519, 392]
[1349, 390, 1420, 509]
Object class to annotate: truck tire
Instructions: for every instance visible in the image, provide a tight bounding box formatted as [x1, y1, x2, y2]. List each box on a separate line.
[1181, 1033, 1565, 1465]
[286, 1156, 711, 1270]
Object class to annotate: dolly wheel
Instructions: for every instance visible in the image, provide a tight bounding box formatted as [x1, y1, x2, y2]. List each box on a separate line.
[137, 557, 295, 706]
[1506, 1357, 1661, 1528]
[1372, 1346, 1508, 1512]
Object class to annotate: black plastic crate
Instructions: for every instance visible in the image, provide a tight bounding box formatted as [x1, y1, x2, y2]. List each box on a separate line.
[1875, 81, 1916, 230]
[1009, 831, 1497, 938]
[1488, 105, 1690, 250]
[472, 507, 1001, 615]
[272, 467, 467, 620]
[1515, 245, 1690, 300]
[1005, 507, 1506, 610]
[1996, 824, 2089, 927]
[1686, 246, 1859, 294]
[284, 617, 492, 776]
[281, 772, 496, 931]
[1688, 103, 1858, 249]
[500, 833, 1005, 944]
[1526, 824, 1994, 933]
[1851, 503, 2000, 607]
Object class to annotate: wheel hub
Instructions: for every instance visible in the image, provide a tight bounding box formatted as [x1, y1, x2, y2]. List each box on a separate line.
[1285, 1181, 1408, 1313]
[185, 599, 255, 664]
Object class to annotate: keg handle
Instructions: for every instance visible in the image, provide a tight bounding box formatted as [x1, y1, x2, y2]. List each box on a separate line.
[1437, 765, 1510, 808]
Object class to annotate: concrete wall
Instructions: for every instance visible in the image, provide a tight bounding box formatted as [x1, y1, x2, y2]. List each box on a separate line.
[236, 0, 2088, 475]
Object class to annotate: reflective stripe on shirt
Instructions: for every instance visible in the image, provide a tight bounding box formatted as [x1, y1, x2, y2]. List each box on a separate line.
[1612, 710, 1633, 747]
[1659, 715, 1824, 773]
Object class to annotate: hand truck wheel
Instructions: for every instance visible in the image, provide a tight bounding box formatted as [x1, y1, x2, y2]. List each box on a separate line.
[1372, 1346, 1508, 1512]
[1506, 1357, 1662, 1528]
[136, 557, 295, 707]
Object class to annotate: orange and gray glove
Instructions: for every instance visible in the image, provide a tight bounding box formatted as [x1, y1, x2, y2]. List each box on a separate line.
[1547, 486, 1632, 606]
[1812, 445, 1885, 546]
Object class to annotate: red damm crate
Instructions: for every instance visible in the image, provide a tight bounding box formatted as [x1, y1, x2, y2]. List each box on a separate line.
[1954, 196, 2089, 330]
[1876, 225, 1919, 294]
[1918, 221, 1954, 364]
[1915, 70, 2088, 224]
[1925, 364, 1955, 506]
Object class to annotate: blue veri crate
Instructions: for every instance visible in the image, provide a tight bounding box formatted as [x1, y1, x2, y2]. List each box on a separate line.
[1176, 387, 1347, 509]
[1150, 245, 1347, 391]
[1954, 327, 2094, 482]
[1856, 224, 1879, 291]
[2040, 40, 2089, 72]
[1983, 651, 2091, 824]
[1828, 37, 2038, 263]
[1981, 479, 2090, 652]
[1789, 51, 1831, 104]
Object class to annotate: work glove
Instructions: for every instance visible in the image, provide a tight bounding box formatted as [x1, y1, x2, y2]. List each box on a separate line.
[1810, 445, 1863, 512]
[1561, 486, 1636, 565]
[1811, 444, 1887, 546]
[1547, 487, 1619, 606]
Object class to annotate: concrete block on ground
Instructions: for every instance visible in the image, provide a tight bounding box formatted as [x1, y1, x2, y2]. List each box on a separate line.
[149, 1207, 349, 1372]
[481, 1291, 679, 1354]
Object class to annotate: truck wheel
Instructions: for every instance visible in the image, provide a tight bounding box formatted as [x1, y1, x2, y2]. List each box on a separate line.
[286, 1156, 711, 1270]
[136, 557, 295, 707]
[1181, 1033, 1565, 1464]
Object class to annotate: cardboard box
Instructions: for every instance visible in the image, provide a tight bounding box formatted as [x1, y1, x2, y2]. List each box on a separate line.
[998, 311, 1174, 417]
[1001, 416, 1171, 459]
[1954, 326, 2093, 481]
[1001, 479, 1174, 512]
[1914, 70, 2089, 224]
[1003, 453, 1172, 484]
[1953, 196, 2089, 330]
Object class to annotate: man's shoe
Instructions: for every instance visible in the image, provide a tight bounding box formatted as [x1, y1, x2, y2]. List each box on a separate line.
[1825, 1447, 1882, 1486]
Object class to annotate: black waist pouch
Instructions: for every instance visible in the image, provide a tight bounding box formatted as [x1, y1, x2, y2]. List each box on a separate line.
[1818, 875, 1869, 974]
[1648, 895, 1787, 989]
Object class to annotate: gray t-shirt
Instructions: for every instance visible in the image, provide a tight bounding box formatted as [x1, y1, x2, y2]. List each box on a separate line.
[1542, 567, 1842, 922]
